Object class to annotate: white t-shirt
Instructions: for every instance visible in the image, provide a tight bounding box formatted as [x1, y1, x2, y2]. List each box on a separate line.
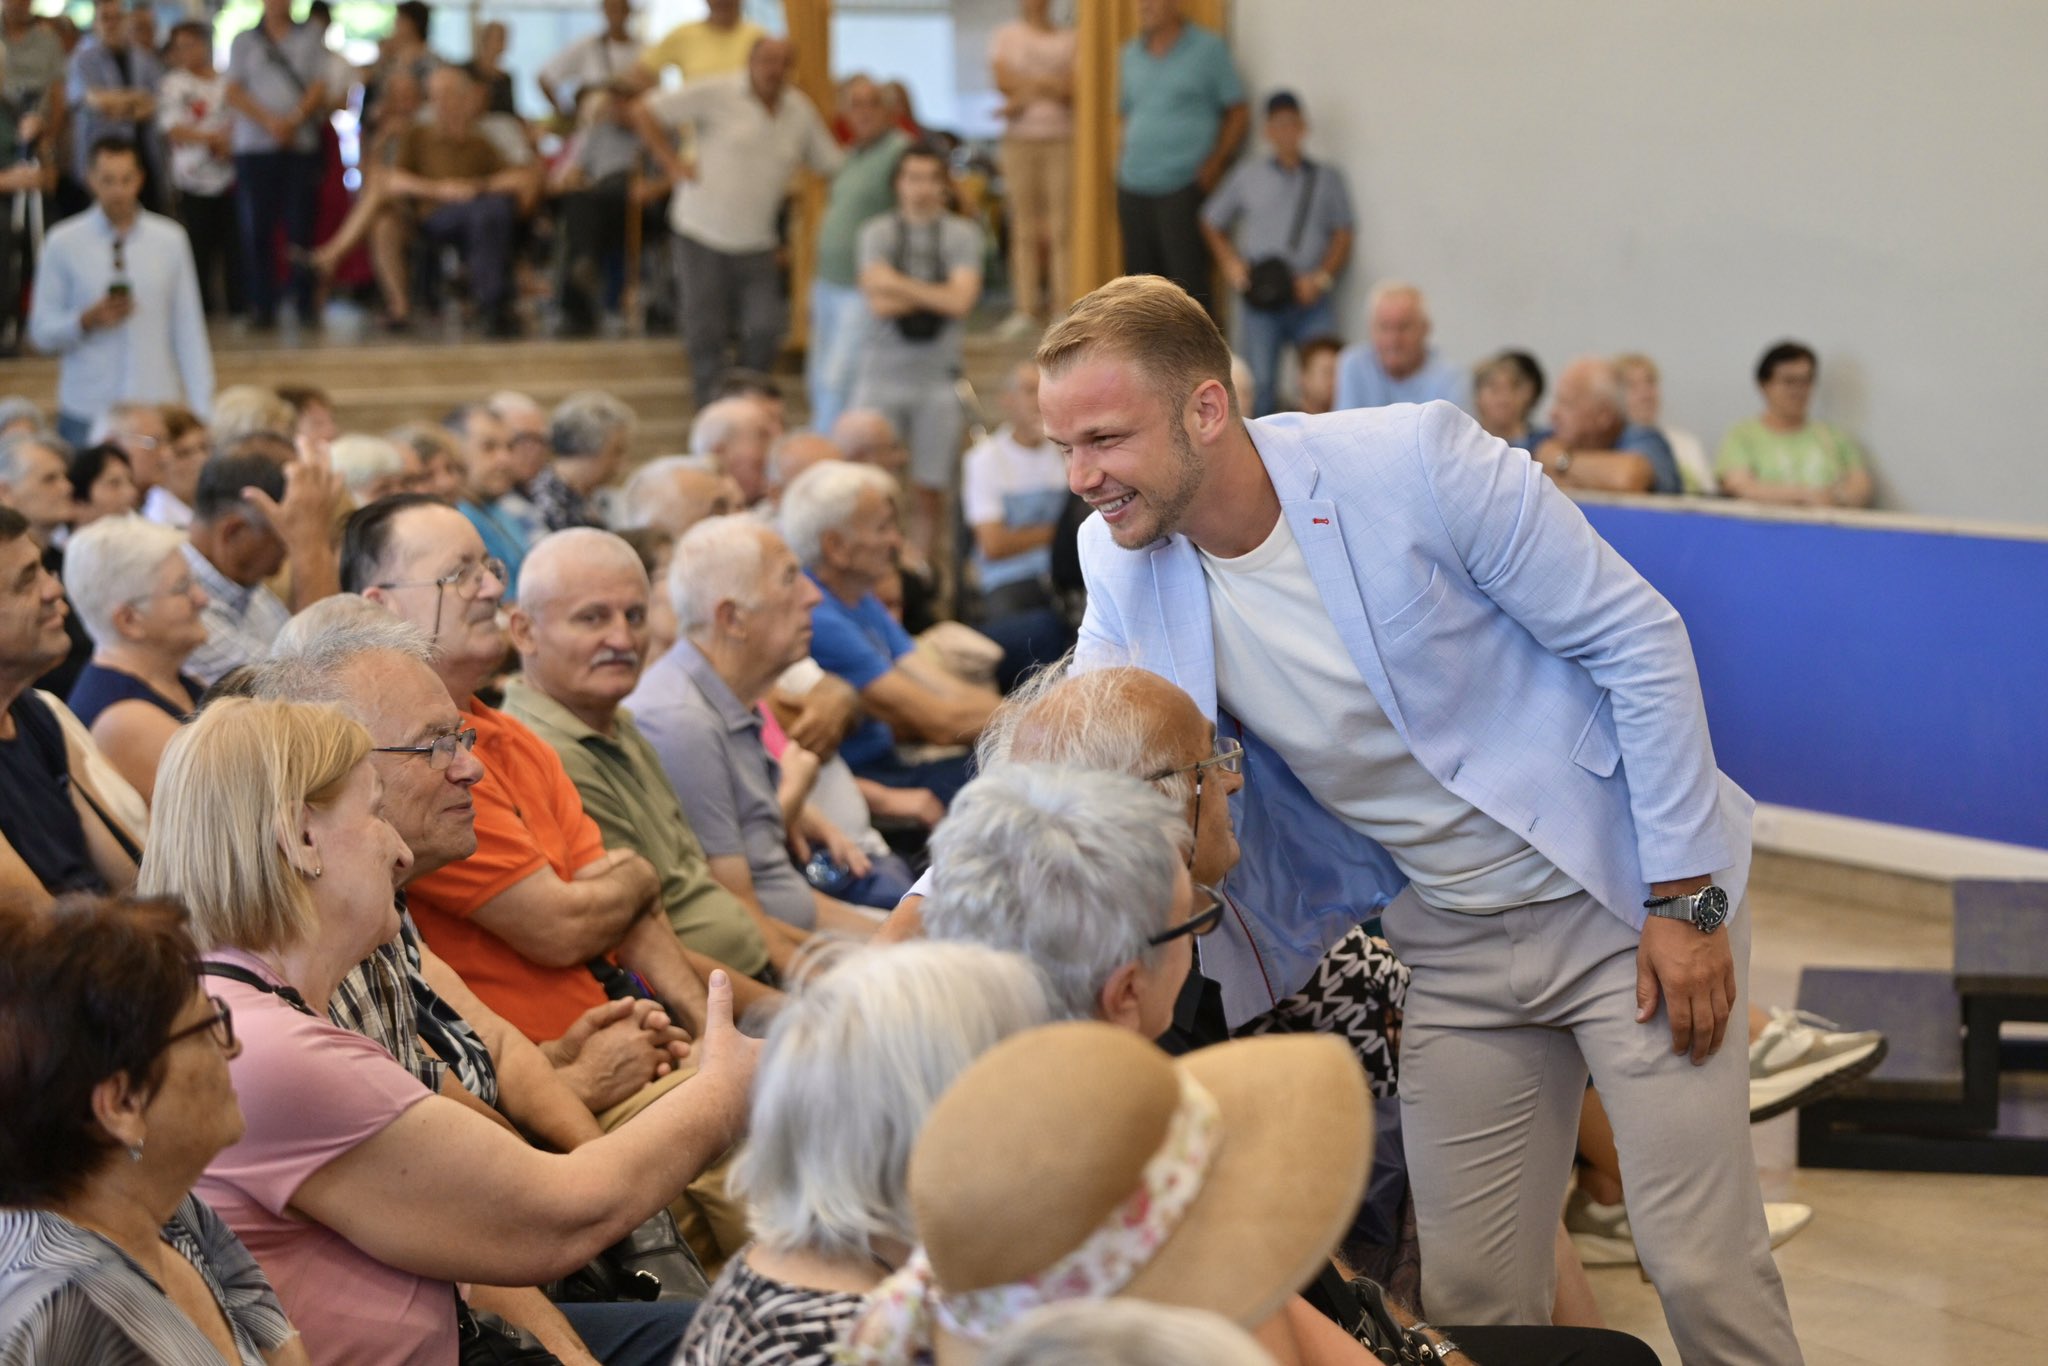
[646, 75, 843, 253]
[157, 69, 235, 196]
[961, 425, 1068, 590]
[1200, 514, 1581, 913]
[988, 21, 1076, 141]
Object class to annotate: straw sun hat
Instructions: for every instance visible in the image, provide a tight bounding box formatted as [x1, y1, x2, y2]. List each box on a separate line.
[841, 1020, 1374, 1361]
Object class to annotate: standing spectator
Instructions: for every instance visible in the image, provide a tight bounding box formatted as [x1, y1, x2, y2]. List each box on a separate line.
[989, 0, 1075, 334]
[1716, 340, 1874, 507]
[1115, 0, 1244, 320]
[1615, 352, 1714, 495]
[1295, 334, 1341, 414]
[364, 0, 437, 124]
[463, 19, 516, 116]
[1528, 356, 1682, 495]
[1333, 280, 1466, 411]
[1472, 349, 1545, 448]
[2, 0, 68, 286]
[1200, 91, 1353, 417]
[29, 137, 212, 448]
[224, 0, 328, 330]
[155, 20, 241, 319]
[960, 362, 1073, 686]
[66, 0, 165, 210]
[2, 0, 67, 123]
[538, 0, 637, 118]
[637, 38, 842, 405]
[634, 0, 763, 88]
[853, 140, 983, 565]
[807, 75, 908, 431]
[387, 66, 527, 336]
[548, 87, 672, 337]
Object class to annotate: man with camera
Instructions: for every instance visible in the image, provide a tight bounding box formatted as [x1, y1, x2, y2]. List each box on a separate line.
[1200, 90, 1354, 418]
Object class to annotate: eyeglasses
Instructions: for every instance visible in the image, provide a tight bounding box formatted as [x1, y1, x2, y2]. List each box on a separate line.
[372, 557, 506, 638]
[372, 726, 478, 771]
[158, 995, 235, 1054]
[1147, 882, 1226, 947]
[130, 575, 197, 605]
[1147, 737, 1244, 785]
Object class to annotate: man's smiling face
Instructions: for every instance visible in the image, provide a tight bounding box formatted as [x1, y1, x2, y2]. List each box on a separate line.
[1040, 354, 1205, 550]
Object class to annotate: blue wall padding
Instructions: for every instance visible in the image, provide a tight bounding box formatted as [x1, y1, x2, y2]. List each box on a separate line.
[1580, 504, 2048, 851]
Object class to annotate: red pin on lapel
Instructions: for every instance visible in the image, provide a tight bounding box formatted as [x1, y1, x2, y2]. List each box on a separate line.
[1312, 517, 1330, 525]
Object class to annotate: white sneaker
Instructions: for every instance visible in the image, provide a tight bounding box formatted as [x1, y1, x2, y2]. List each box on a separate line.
[1567, 1190, 1814, 1267]
[993, 311, 1041, 341]
[1748, 1007, 1888, 1121]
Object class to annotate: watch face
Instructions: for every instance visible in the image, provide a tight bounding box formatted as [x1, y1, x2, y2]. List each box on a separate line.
[1694, 885, 1730, 931]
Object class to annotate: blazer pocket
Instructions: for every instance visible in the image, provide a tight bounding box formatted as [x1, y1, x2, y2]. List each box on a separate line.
[1378, 564, 1448, 642]
[1570, 693, 1622, 777]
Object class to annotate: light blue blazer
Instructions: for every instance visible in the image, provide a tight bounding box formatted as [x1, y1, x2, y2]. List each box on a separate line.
[1074, 401, 1753, 1021]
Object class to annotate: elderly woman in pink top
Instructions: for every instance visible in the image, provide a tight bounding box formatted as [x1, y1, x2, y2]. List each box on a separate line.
[138, 697, 759, 1364]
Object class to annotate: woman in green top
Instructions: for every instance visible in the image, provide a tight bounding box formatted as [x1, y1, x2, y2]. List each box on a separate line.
[1716, 340, 1874, 507]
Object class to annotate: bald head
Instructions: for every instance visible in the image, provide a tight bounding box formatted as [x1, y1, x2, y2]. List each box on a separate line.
[831, 408, 908, 478]
[768, 432, 842, 500]
[516, 526, 647, 609]
[618, 457, 746, 537]
[1368, 281, 1431, 381]
[1550, 356, 1627, 450]
[1008, 668, 1203, 773]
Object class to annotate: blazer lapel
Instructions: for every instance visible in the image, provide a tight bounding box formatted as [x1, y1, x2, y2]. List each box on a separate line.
[1148, 537, 1217, 718]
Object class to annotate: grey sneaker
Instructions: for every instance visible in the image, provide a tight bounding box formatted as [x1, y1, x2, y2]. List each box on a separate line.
[1749, 1007, 1888, 1121]
[1567, 1189, 1815, 1267]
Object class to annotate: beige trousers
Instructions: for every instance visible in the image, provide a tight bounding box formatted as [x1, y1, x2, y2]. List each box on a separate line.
[1000, 135, 1071, 318]
[599, 1067, 750, 1279]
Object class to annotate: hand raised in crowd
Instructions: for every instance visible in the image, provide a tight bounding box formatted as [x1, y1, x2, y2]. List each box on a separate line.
[81, 291, 136, 331]
[691, 970, 763, 1116]
[542, 997, 693, 1114]
[244, 452, 343, 555]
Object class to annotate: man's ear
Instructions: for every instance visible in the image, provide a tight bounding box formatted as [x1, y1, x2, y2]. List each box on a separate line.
[503, 605, 537, 656]
[713, 596, 745, 638]
[1188, 376, 1234, 445]
[1097, 960, 1147, 1033]
[816, 526, 844, 568]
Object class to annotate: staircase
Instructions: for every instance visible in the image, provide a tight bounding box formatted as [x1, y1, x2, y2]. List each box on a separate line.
[1797, 879, 2048, 1175]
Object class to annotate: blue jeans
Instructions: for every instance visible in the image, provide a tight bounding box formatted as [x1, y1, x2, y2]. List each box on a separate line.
[806, 277, 868, 432]
[557, 1299, 696, 1366]
[841, 851, 915, 910]
[1240, 293, 1338, 417]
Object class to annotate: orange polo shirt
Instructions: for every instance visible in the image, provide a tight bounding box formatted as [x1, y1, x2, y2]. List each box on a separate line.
[406, 699, 611, 1042]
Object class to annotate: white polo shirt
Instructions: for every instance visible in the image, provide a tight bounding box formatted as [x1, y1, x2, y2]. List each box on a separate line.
[645, 73, 843, 254]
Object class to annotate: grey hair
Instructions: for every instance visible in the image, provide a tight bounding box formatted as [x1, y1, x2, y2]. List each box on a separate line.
[549, 390, 637, 459]
[1367, 278, 1427, 322]
[670, 514, 771, 637]
[981, 1302, 1272, 1366]
[253, 594, 436, 717]
[60, 515, 188, 645]
[0, 431, 64, 486]
[0, 397, 44, 433]
[688, 396, 759, 460]
[1564, 355, 1626, 417]
[777, 459, 896, 568]
[923, 764, 1189, 1021]
[975, 662, 1195, 813]
[616, 455, 716, 533]
[733, 940, 1054, 1260]
[329, 434, 407, 500]
[209, 386, 299, 448]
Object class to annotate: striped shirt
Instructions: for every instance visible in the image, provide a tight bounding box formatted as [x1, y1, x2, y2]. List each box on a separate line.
[328, 904, 500, 1107]
[676, 1253, 869, 1366]
[0, 1197, 295, 1365]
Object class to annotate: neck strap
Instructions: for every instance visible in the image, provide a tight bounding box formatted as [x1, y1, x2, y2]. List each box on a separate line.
[199, 960, 319, 1018]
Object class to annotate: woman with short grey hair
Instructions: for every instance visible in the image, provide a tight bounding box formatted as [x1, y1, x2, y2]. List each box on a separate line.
[61, 515, 210, 801]
[534, 390, 637, 531]
[677, 940, 1054, 1366]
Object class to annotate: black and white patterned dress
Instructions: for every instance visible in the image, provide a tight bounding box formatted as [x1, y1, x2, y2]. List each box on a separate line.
[675, 1252, 869, 1366]
[0, 1196, 296, 1365]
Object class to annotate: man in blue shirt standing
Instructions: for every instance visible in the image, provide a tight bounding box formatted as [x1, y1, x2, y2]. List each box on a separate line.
[29, 137, 212, 447]
[1116, 0, 1244, 320]
[1333, 280, 1468, 412]
[1200, 91, 1354, 417]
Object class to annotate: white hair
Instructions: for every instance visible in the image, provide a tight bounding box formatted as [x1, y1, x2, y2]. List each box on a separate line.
[0, 431, 64, 487]
[616, 455, 720, 533]
[1564, 355, 1627, 417]
[688, 397, 760, 460]
[982, 1302, 1272, 1366]
[734, 940, 1054, 1260]
[520, 527, 647, 610]
[255, 595, 438, 717]
[669, 514, 771, 637]
[923, 764, 1189, 1021]
[328, 434, 407, 501]
[975, 663, 1194, 812]
[60, 515, 188, 646]
[777, 459, 896, 568]
[1367, 278, 1428, 321]
[549, 390, 637, 459]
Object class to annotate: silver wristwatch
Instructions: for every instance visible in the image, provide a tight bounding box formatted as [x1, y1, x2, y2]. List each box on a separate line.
[1642, 885, 1730, 933]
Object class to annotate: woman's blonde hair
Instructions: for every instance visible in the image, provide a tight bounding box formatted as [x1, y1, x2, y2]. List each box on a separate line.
[137, 698, 371, 954]
[1035, 274, 1238, 420]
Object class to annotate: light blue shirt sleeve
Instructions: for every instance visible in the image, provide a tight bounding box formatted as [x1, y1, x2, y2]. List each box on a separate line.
[1334, 345, 1373, 411]
[27, 228, 88, 355]
[1324, 166, 1356, 233]
[1199, 161, 1248, 232]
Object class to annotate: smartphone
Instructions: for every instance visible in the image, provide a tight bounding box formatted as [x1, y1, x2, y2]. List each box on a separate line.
[107, 281, 131, 299]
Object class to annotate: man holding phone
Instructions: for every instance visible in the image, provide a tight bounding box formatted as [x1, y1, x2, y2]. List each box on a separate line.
[29, 136, 213, 447]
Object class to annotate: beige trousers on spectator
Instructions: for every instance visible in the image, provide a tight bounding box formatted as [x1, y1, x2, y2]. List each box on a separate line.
[1001, 135, 1071, 318]
[599, 1067, 749, 1279]
[1381, 887, 1802, 1365]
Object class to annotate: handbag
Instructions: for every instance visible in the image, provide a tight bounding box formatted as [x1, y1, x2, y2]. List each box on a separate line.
[889, 214, 947, 341]
[1243, 161, 1320, 312]
[543, 1209, 712, 1305]
[457, 1301, 563, 1366]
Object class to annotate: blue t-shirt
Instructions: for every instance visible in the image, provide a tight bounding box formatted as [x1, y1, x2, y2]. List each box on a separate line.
[806, 575, 916, 770]
[1525, 424, 1683, 495]
[1117, 25, 1243, 194]
[1334, 347, 1469, 413]
[457, 500, 530, 599]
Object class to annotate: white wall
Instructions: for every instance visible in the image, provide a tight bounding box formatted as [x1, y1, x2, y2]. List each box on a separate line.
[1230, 1, 2048, 521]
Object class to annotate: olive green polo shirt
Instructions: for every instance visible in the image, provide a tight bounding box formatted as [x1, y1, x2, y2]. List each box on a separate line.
[501, 677, 772, 978]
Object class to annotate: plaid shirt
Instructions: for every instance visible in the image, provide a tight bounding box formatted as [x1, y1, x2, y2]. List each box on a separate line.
[180, 544, 290, 687]
[524, 467, 603, 533]
[328, 904, 498, 1106]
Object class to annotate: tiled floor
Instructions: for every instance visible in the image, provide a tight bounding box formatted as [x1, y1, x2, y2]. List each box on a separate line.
[1586, 879, 2048, 1364]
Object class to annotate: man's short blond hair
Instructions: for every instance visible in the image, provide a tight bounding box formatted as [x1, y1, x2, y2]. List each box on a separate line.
[1035, 275, 1238, 420]
[138, 698, 371, 955]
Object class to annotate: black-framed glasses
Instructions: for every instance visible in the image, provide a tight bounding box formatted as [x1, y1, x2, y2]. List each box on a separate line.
[158, 996, 235, 1054]
[372, 727, 478, 771]
[1147, 882, 1226, 947]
